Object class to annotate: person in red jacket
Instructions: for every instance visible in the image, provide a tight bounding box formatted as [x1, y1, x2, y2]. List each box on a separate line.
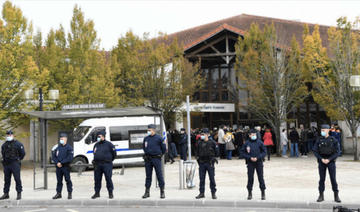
[263, 128, 274, 161]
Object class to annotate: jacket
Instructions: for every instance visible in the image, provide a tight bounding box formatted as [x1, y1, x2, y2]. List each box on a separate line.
[241, 139, 267, 162]
[1, 139, 25, 164]
[263, 132, 274, 146]
[313, 136, 339, 162]
[52, 144, 74, 165]
[280, 132, 288, 145]
[93, 140, 116, 163]
[289, 130, 300, 143]
[217, 129, 225, 144]
[143, 134, 166, 156]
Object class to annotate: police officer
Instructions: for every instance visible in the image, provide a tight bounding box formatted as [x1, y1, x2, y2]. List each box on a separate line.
[0, 130, 25, 200]
[195, 128, 219, 199]
[142, 124, 166, 199]
[241, 129, 267, 200]
[52, 133, 74, 200]
[91, 130, 116, 199]
[313, 124, 341, 203]
[179, 128, 187, 161]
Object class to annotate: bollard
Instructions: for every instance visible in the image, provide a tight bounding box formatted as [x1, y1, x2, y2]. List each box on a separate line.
[179, 159, 184, 189]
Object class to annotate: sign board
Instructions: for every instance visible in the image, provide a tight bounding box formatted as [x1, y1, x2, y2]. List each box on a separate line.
[62, 103, 106, 110]
[129, 130, 147, 149]
[182, 103, 235, 113]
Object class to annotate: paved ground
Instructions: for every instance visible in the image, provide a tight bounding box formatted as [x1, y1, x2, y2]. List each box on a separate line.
[0, 154, 359, 208]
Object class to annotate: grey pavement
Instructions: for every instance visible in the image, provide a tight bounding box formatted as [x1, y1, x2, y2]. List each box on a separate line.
[0, 154, 359, 209]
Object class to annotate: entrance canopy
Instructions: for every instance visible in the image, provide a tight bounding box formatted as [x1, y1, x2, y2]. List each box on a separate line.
[23, 106, 162, 120]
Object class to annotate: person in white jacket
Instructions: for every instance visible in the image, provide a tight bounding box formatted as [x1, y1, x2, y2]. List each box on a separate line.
[280, 129, 288, 158]
[217, 125, 225, 159]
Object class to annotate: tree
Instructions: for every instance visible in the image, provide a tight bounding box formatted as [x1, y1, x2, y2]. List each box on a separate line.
[0, 1, 38, 135]
[235, 23, 308, 154]
[311, 17, 360, 160]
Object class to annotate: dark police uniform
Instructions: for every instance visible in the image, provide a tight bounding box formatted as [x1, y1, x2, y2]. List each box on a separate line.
[313, 125, 340, 203]
[241, 132, 267, 200]
[196, 129, 219, 199]
[52, 142, 74, 198]
[0, 131, 25, 200]
[179, 129, 188, 161]
[142, 125, 166, 199]
[92, 132, 116, 198]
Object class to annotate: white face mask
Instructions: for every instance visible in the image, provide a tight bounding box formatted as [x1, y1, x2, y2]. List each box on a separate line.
[147, 131, 152, 136]
[6, 136, 13, 141]
[59, 139, 65, 145]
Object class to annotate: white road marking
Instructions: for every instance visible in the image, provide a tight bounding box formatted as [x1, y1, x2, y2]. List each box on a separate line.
[66, 209, 80, 212]
[23, 209, 47, 212]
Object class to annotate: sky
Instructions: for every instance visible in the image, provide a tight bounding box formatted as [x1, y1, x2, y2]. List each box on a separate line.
[2, 0, 360, 50]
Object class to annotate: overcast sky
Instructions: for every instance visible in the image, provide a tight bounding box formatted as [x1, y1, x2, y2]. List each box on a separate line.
[2, 0, 360, 50]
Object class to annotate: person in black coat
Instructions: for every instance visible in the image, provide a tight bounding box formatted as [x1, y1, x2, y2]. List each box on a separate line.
[289, 128, 300, 157]
[241, 129, 267, 200]
[0, 130, 25, 200]
[313, 124, 341, 203]
[52, 133, 74, 200]
[91, 130, 116, 199]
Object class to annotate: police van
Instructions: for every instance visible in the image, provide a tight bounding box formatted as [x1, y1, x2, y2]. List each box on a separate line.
[68, 116, 167, 171]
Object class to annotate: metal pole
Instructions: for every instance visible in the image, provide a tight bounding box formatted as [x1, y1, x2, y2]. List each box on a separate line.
[39, 88, 43, 111]
[179, 160, 184, 189]
[44, 119, 48, 189]
[186, 96, 191, 161]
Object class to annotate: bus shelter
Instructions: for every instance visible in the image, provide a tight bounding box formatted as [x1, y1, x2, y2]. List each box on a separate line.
[23, 107, 164, 190]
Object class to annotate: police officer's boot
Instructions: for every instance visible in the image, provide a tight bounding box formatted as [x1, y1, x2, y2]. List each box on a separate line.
[52, 193, 62, 199]
[109, 191, 114, 199]
[261, 190, 266, 200]
[0, 193, 9, 200]
[160, 188, 165, 199]
[212, 192, 217, 200]
[91, 192, 100, 199]
[16, 192, 21, 200]
[195, 193, 205, 199]
[317, 192, 324, 202]
[142, 188, 150, 199]
[334, 192, 341, 203]
[68, 192, 72, 200]
[247, 190, 252, 200]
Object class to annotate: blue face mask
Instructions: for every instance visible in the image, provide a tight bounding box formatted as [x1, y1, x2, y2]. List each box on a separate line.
[251, 135, 257, 141]
[59, 139, 65, 145]
[200, 135, 205, 140]
[6, 136, 13, 141]
[97, 137, 101, 142]
[321, 131, 327, 137]
[147, 131, 152, 136]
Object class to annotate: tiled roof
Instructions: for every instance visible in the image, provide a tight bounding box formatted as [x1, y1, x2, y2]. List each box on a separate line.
[168, 14, 332, 51]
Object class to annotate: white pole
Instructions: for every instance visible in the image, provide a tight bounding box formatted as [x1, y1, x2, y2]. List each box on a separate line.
[186, 96, 191, 161]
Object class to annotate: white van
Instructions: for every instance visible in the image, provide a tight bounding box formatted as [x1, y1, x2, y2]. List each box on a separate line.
[69, 116, 166, 171]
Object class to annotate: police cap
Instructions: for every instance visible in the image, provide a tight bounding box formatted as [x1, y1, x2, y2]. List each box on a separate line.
[6, 130, 13, 135]
[249, 129, 257, 134]
[59, 133, 68, 138]
[148, 124, 156, 130]
[96, 130, 106, 137]
[321, 124, 331, 129]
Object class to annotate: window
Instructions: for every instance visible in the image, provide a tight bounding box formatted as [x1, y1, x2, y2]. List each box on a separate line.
[211, 68, 219, 89]
[73, 126, 90, 142]
[220, 65, 229, 89]
[221, 91, 229, 101]
[110, 126, 128, 141]
[86, 127, 106, 143]
[201, 92, 209, 102]
[211, 92, 219, 101]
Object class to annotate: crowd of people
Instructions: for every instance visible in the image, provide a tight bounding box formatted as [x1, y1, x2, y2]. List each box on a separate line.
[165, 123, 343, 163]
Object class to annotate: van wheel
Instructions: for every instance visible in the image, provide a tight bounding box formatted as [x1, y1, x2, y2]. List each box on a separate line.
[71, 157, 87, 172]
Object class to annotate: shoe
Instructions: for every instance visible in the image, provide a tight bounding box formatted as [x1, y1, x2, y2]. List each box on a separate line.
[142, 188, 150, 199]
[212, 192, 217, 199]
[68, 192, 72, 200]
[91, 193, 100, 199]
[334, 192, 341, 203]
[109, 191, 114, 199]
[170, 159, 175, 164]
[261, 190, 266, 200]
[160, 188, 165, 199]
[317, 192, 324, 202]
[16, 192, 21, 200]
[247, 191, 252, 200]
[195, 193, 205, 199]
[0, 193, 9, 200]
[52, 193, 62, 199]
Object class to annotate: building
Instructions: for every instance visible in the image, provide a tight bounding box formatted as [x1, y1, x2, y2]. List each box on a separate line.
[168, 14, 332, 130]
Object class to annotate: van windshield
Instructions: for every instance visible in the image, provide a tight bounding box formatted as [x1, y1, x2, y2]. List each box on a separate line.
[73, 126, 91, 142]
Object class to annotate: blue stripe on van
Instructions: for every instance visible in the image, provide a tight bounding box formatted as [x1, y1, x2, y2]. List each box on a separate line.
[86, 148, 141, 154]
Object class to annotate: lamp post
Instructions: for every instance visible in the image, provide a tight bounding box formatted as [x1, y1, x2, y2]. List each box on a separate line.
[25, 88, 59, 189]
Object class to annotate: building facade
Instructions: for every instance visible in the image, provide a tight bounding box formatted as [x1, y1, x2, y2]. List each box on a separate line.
[169, 14, 331, 130]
